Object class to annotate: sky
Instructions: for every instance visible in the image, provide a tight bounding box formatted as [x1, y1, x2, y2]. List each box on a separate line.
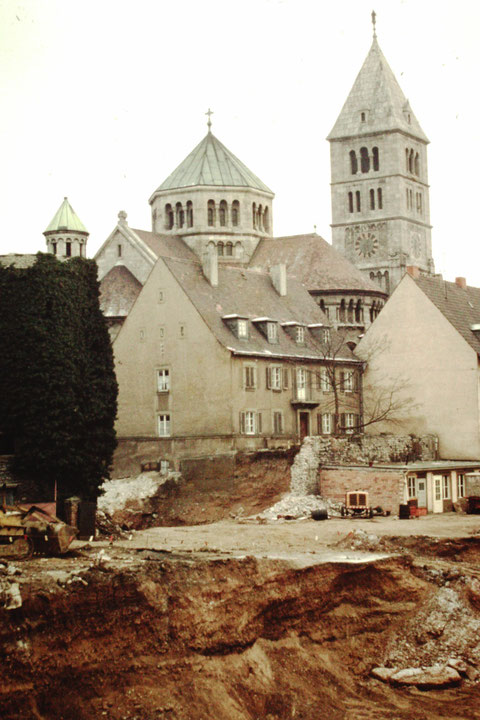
[1, 0, 480, 284]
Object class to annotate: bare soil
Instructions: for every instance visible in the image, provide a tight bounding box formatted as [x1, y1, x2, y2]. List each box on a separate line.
[2, 512, 480, 720]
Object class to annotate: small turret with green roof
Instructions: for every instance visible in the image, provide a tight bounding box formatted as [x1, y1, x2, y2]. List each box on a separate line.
[44, 197, 89, 259]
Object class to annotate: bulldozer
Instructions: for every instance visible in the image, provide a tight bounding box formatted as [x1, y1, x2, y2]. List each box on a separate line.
[0, 504, 78, 559]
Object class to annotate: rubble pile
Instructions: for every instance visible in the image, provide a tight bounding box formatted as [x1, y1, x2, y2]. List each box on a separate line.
[333, 528, 381, 551]
[256, 493, 328, 521]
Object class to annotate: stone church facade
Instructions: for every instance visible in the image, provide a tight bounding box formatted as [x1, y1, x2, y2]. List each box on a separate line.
[328, 29, 435, 292]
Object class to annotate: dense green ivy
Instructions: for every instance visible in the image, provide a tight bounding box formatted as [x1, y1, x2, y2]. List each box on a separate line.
[0, 254, 118, 500]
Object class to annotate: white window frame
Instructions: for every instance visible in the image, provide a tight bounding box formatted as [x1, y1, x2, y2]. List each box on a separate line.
[321, 413, 332, 435]
[270, 366, 282, 391]
[407, 476, 416, 499]
[296, 368, 307, 401]
[237, 319, 248, 338]
[267, 322, 278, 343]
[343, 371, 354, 393]
[457, 474, 465, 498]
[345, 412, 356, 434]
[157, 368, 170, 392]
[295, 326, 305, 344]
[442, 474, 451, 499]
[157, 414, 171, 437]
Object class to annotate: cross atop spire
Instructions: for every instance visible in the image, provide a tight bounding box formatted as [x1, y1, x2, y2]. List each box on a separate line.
[371, 9, 377, 38]
[206, 108, 214, 133]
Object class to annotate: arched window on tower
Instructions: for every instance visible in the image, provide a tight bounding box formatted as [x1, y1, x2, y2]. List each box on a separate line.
[372, 147, 379, 171]
[263, 206, 270, 232]
[235, 241, 243, 258]
[219, 200, 228, 227]
[360, 147, 370, 173]
[356, 191, 361, 212]
[208, 200, 215, 227]
[252, 203, 257, 228]
[348, 192, 354, 213]
[165, 204, 174, 230]
[217, 241, 224, 256]
[370, 189, 375, 210]
[409, 149, 414, 174]
[232, 200, 239, 226]
[225, 241, 233, 256]
[414, 152, 420, 176]
[370, 301, 376, 322]
[355, 300, 363, 323]
[347, 300, 354, 323]
[339, 299, 346, 323]
[257, 204, 263, 229]
[176, 202, 184, 228]
[349, 150, 358, 175]
[186, 201, 193, 228]
[405, 148, 410, 173]
[377, 188, 383, 209]
[384, 271, 390, 294]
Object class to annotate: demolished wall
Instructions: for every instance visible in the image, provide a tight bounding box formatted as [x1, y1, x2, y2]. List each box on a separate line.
[291, 434, 438, 495]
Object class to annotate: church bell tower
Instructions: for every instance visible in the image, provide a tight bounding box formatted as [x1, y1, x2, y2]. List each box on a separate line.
[328, 13, 434, 293]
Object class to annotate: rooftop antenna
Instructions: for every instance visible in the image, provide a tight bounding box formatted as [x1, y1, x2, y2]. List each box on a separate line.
[371, 9, 377, 39]
[206, 108, 214, 133]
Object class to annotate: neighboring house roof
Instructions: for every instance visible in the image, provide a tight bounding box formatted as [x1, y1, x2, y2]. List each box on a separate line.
[327, 38, 428, 142]
[44, 197, 88, 234]
[415, 275, 480, 356]
[130, 229, 198, 262]
[99, 265, 143, 318]
[152, 132, 273, 194]
[249, 233, 387, 296]
[162, 257, 358, 362]
[0, 254, 38, 269]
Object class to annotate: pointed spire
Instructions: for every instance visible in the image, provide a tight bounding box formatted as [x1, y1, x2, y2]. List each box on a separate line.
[327, 31, 428, 142]
[44, 197, 88, 234]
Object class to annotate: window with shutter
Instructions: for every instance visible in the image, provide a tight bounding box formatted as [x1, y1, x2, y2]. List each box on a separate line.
[257, 412, 262, 434]
[283, 368, 289, 389]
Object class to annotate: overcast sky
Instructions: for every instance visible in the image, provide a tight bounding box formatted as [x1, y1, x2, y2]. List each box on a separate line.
[1, 0, 479, 284]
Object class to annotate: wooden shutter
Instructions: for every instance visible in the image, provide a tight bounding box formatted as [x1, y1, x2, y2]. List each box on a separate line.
[283, 368, 289, 389]
[257, 412, 262, 434]
[353, 371, 359, 392]
[317, 414, 322, 435]
[240, 412, 245, 434]
[266, 366, 271, 389]
[340, 371, 345, 393]
[340, 412, 346, 433]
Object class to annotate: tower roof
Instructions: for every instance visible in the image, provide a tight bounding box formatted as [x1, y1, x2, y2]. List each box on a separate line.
[44, 197, 88, 235]
[327, 37, 428, 143]
[152, 132, 273, 195]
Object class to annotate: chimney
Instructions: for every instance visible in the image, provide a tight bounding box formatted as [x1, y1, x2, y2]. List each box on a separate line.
[406, 265, 420, 279]
[270, 263, 287, 296]
[202, 248, 218, 287]
[455, 277, 467, 289]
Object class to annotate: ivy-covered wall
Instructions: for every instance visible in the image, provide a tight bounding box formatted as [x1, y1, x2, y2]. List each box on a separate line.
[0, 254, 118, 500]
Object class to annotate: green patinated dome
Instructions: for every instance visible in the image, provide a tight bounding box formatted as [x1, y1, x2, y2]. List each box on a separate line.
[44, 197, 88, 234]
[153, 132, 273, 194]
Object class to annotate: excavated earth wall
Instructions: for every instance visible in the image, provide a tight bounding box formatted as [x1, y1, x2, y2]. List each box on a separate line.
[1, 545, 480, 720]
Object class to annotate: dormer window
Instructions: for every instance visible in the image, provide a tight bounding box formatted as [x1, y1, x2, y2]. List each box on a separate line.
[222, 314, 249, 340]
[267, 322, 278, 343]
[295, 326, 305, 344]
[238, 319, 248, 338]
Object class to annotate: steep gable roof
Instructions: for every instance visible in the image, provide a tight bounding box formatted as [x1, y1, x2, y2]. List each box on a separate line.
[249, 233, 386, 296]
[151, 132, 273, 194]
[414, 276, 480, 355]
[162, 258, 357, 362]
[99, 265, 143, 318]
[328, 38, 428, 142]
[130, 229, 198, 262]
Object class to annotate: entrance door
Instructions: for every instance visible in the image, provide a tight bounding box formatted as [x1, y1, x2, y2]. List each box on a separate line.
[299, 412, 310, 441]
[432, 475, 443, 513]
[417, 479, 427, 508]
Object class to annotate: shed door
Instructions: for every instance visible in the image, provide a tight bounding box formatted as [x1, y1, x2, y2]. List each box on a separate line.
[432, 475, 443, 513]
[417, 479, 427, 508]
